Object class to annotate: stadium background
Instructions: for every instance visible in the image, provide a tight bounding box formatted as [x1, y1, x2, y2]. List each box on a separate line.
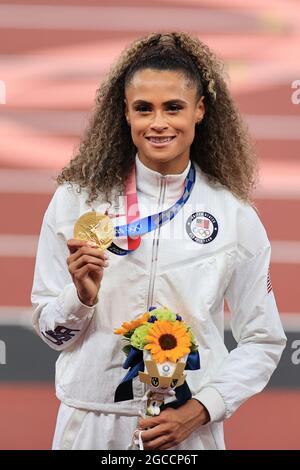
[0, 0, 299, 449]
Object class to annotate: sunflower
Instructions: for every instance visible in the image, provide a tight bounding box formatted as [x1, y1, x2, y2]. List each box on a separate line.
[144, 320, 191, 363]
[114, 312, 149, 336]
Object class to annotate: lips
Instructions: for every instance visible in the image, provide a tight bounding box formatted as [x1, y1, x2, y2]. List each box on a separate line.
[146, 136, 176, 143]
[145, 136, 176, 147]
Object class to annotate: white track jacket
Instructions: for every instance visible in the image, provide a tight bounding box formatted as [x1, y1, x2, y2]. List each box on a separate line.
[31, 155, 286, 450]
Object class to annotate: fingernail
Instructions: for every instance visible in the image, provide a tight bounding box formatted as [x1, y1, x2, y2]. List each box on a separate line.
[87, 241, 97, 247]
[104, 253, 110, 260]
[104, 261, 109, 267]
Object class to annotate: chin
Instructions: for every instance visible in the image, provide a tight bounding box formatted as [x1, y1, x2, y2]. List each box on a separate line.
[146, 150, 180, 161]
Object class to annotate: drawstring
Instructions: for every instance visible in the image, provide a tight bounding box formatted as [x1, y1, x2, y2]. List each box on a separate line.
[127, 387, 177, 449]
[127, 428, 144, 450]
[126, 391, 149, 450]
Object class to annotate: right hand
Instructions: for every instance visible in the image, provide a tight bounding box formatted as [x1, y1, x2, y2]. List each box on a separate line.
[67, 239, 109, 306]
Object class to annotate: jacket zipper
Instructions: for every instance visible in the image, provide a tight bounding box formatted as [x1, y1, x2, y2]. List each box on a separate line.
[140, 176, 166, 410]
[146, 175, 167, 310]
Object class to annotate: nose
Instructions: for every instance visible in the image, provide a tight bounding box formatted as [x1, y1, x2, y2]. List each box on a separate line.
[150, 124, 168, 132]
[150, 111, 168, 132]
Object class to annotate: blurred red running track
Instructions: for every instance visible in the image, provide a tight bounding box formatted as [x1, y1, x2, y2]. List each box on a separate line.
[0, 383, 299, 450]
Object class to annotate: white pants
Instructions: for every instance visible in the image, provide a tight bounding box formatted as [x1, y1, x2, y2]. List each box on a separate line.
[52, 402, 223, 450]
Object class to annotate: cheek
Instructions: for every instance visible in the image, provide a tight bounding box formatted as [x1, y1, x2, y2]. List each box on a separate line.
[172, 115, 196, 135]
[128, 124, 146, 149]
[130, 127, 144, 146]
[176, 120, 196, 142]
[130, 118, 149, 136]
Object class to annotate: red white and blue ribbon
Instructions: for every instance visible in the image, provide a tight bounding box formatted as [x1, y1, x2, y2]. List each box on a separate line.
[107, 162, 196, 256]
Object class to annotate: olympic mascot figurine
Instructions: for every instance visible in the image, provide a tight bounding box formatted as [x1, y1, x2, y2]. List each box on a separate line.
[139, 350, 188, 416]
[114, 307, 200, 448]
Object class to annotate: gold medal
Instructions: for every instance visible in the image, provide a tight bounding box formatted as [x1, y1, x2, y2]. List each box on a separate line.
[73, 211, 115, 251]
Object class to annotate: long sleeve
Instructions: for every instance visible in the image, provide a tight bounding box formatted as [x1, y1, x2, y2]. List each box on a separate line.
[194, 208, 287, 422]
[31, 186, 97, 351]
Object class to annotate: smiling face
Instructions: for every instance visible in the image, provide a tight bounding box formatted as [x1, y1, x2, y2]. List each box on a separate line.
[124, 68, 205, 175]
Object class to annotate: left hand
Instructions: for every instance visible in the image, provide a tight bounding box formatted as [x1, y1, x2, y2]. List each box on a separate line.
[138, 399, 210, 450]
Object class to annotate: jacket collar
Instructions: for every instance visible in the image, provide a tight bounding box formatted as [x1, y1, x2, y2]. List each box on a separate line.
[135, 153, 191, 200]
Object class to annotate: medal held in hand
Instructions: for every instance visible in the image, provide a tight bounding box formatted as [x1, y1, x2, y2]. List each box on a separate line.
[72, 162, 195, 256]
[73, 212, 115, 251]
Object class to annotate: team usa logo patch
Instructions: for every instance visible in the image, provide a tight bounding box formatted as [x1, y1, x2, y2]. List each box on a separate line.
[186, 212, 218, 244]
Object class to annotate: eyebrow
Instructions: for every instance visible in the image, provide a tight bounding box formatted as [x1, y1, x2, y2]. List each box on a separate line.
[132, 99, 187, 106]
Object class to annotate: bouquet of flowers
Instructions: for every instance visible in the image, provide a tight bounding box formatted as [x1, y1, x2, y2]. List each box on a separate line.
[114, 306, 200, 417]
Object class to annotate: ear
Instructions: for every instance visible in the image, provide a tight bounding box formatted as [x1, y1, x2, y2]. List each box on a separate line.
[195, 96, 205, 124]
[124, 98, 130, 125]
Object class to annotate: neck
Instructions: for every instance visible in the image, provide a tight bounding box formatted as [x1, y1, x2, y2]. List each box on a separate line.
[137, 152, 190, 175]
[135, 153, 192, 200]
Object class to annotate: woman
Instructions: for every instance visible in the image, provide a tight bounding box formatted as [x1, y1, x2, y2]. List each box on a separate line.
[31, 32, 286, 450]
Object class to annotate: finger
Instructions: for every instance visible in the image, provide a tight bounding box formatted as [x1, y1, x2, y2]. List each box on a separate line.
[67, 239, 110, 257]
[139, 423, 167, 443]
[139, 417, 161, 430]
[67, 245, 110, 264]
[74, 263, 103, 280]
[67, 239, 97, 254]
[70, 255, 109, 272]
[155, 441, 174, 451]
[143, 434, 171, 450]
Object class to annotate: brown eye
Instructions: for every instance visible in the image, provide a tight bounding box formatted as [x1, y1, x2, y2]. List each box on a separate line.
[167, 104, 182, 112]
[135, 105, 151, 113]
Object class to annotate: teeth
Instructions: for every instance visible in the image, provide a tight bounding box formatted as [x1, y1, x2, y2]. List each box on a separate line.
[148, 137, 174, 143]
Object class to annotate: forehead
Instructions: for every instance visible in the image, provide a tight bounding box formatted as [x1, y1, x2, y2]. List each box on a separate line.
[125, 68, 196, 100]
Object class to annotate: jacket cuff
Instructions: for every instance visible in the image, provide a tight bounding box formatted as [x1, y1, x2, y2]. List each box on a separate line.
[193, 386, 226, 422]
[62, 283, 98, 320]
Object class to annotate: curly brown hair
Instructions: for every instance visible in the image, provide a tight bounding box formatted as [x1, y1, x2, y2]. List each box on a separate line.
[56, 32, 257, 205]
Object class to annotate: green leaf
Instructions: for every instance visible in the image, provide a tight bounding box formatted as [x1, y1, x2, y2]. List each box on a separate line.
[122, 344, 132, 356]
